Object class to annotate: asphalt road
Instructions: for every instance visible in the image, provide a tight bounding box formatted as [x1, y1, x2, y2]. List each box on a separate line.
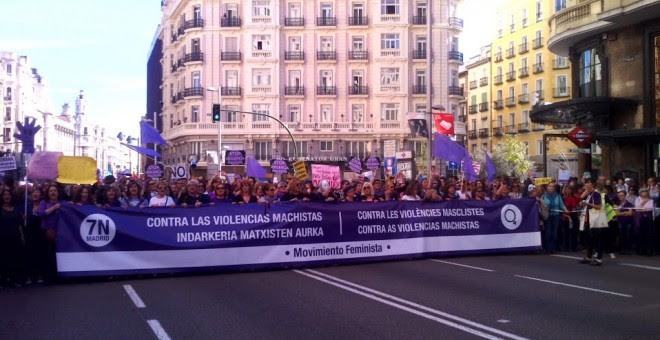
[2, 252, 660, 339]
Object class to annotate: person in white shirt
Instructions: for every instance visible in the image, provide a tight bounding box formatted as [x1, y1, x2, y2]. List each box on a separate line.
[149, 182, 176, 207]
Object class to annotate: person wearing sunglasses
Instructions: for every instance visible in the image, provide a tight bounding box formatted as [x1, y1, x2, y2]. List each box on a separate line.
[177, 180, 210, 208]
[258, 183, 279, 203]
[209, 184, 231, 205]
[149, 182, 176, 207]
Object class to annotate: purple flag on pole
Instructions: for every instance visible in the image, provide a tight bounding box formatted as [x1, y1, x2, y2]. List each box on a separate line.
[140, 120, 169, 146]
[486, 153, 496, 183]
[462, 150, 479, 182]
[433, 133, 465, 162]
[122, 143, 162, 158]
[246, 157, 267, 178]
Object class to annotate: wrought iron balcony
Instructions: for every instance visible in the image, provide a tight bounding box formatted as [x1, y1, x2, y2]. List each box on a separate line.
[412, 85, 426, 94]
[316, 16, 336, 26]
[221, 17, 241, 27]
[221, 52, 241, 61]
[184, 52, 203, 63]
[468, 130, 478, 139]
[479, 102, 489, 112]
[533, 62, 544, 74]
[519, 66, 529, 78]
[348, 50, 368, 60]
[494, 75, 503, 85]
[348, 86, 368, 95]
[553, 87, 570, 98]
[284, 17, 304, 26]
[505, 125, 517, 134]
[469, 105, 478, 114]
[183, 87, 203, 97]
[412, 16, 426, 25]
[505, 97, 516, 107]
[480, 77, 488, 87]
[348, 16, 368, 25]
[533, 123, 545, 131]
[221, 87, 242, 96]
[553, 58, 569, 69]
[518, 122, 530, 133]
[495, 52, 503, 62]
[448, 51, 463, 62]
[506, 47, 515, 58]
[183, 19, 204, 31]
[518, 93, 530, 104]
[317, 51, 337, 60]
[519, 42, 528, 54]
[412, 49, 426, 59]
[535, 90, 545, 101]
[284, 86, 305, 96]
[493, 99, 504, 109]
[533, 37, 543, 49]
[493, 126, 503, 137]
[448, 86, 464, 96]
[469, 80, 477, 90]
[284, 51, 304, 60]
[478, 128, 489, 138]
[506, 71, 516, 81]
[317, 86, 336, 95]
[449, 17, 463, 29]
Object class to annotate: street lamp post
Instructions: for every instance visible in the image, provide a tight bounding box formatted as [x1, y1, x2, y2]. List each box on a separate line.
[207, 87, 222, 174]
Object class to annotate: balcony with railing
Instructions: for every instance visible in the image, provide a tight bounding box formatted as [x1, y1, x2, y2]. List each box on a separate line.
[533, 37, 543, 49]
[348, 86, 368, 95]
[380, 15, 400, 22]
[412, 49, 426, 59]
[495, 52, 503, 62]
[251, 85, 272, 93]
[316, 16, 337, 26]
[519, 66, 529, 78]
[506, 71, 516, 81]
[284, 51, 304, 61]
[506, 97, 516, 107]
[284, 17, 304, 26]
[468, 130, 478, 139]
[493, 99, 504, 109]
[348, 50, 368, 60]
[553, 87, 570, 98]
[493, 126, 503, 137]
[252, 16, 272, 24]
[469, 80, 477, 90]
[284, 86, 305, 96]
[380, 85, 400, 92]
[469, 105, 478, 114]
[317, 51, 337, 61]
[506, 47, 515, 58]
[449, 17, 464, 29]
[317, 86, 337, 95]
[448, 86, 464, 97]
[519, 93, 530, 104]
[519, 42, 528, 54]
[535, 90, 545, 100]
[553, 58, 569, 69]
[412, 85, 426, 95]
[479, 128, 489, 138]
[412, 15, 426, 25]
[533, 62, 544, 74]
[448, 51, 463, 62]
[479, 102, 489, 112]
[221, 87, 242, 96]
[518, 122, 530, 133]
[506, 125, 517, 134]
[221, 52, 241, 61]
[494, 74, 503, 85]
[221, 17, 241, 27]
[348, 16, 368, 25]
[183, 87, 203, 98]
[182, 19, 204, 31]
[480, 77, 488, 87]
[251, 50, 273, 59]
[533, 123, 545, 131]
[183, 52, 203, 63]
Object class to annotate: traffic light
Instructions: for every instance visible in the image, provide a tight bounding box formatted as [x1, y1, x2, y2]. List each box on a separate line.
[212, 104, 221, 122]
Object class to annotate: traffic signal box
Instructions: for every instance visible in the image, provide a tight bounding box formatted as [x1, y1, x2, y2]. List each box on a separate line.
[212, 104, 221, 122]
[293, 160, 308, 180]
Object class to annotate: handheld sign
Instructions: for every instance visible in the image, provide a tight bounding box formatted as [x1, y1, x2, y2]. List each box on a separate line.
[293, 160, 308, 180]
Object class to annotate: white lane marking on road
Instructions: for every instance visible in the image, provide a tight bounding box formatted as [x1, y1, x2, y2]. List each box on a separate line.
[514, 275, 633, 298]
[550, 254, 583, 260]
[299, 269, 528, 340]
[147, 320, 172, 340]
[123, 284, 146, 308]
[497, 320, 510, 324]
[430, 259, 495, 272]
[619, 263, 660, 271]
[295, 270, 505, 340]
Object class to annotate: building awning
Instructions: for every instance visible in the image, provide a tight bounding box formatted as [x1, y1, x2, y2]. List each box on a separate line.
[596, 127, 660, 143]
[530, 97, 637, 129]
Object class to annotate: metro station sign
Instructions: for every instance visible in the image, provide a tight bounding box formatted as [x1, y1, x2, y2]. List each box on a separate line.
[567, 127, 592, 148]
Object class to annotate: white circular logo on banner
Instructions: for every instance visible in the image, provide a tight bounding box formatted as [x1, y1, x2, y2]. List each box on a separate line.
[500, 204, 522, 230]
[80, 213, 116, 247]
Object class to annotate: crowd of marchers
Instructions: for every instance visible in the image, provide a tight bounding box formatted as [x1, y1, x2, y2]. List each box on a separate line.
[1, 170, 658, 286]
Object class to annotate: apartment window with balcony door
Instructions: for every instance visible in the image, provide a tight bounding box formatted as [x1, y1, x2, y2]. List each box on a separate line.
[6, 64, 11, 74]
[497, 89, 502, 100]
[252, 103, 270, 122]
[193, 5, 201, 20]
[320, 3, 333, 17]
[320, 141, 333, 152]
[288, 37, 302, 51]
[557, 75, 568, 96]
[509, 86, 515, 99]
[451, 70, 459, 87]
[497, 115, 503, 128]
[536, 79, 543, 96]
[522, 83, 529, 101]
[535, 30, 542, 46]
[508, 62, 514, 73]
[521, 8, 527, 27]
[535, 52, 542, 66]
[352, 3, 365, 18]
[381, 0, 399, 14]
[320, 104, 333, 122]
[191, 105, 199, 123]
[253, 35, 271, 51]
[352, 70, 365, 89]
[192, 71, 201, 88]
[5, 87, 11, 100]
[508, 41, 514, 54]
[381, 103, 399, 121]
[578, 48, 603, 97]
[288, 70, 301, 89]
[320, 70, 333, 87]
[288, 3, 301, 17]
[415, 2, 426, 17]
[254, 141, 272, 161]
[497, 66, 502, 76]
[381, 34, 400, 50]
[352, 104, 364, 122]
[225, 37, 238, 52]
[555, 0, 566, 12]
[416, 36, 426, 52]
[497, 46, 502, 58]
[481, 92, 487, 106]
[352, 36, 365, 51]
[536, 1, 542, 21]
[191, 39, 200, 53]
[252, 69, 271, 86]
[509, 113, 516, 126]
[556, 56, 568, 68]
[451, 36, 459, 52]
[380, 68, 399, 85]
[416, 70, 425, 87]
[471, 119, 476, 131]
[522, 110, 529, 123]
[521, 57, 528, 69]
[471, 95, 477, 106]
[320, 36, 333, 51]
[510, 14, 515, 32]
[253, 1, 271, 17]
[287, 105, 300, 123]
[225, 70, 238, 88]
[224, 105, 239, 122]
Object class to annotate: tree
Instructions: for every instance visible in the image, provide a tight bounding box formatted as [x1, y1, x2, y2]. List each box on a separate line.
[491, 135, 534, 179]
[414, 140, 428, 175]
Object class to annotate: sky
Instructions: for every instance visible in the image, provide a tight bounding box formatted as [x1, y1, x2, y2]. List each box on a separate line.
[0, 0, 162, 137]
[0, 0, 498, 137]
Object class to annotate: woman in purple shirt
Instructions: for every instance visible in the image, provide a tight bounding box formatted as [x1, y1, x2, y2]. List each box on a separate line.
[38, 185, 63, 281]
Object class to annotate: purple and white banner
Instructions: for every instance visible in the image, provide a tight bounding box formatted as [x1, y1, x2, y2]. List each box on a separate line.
[56, 199, 541, 276]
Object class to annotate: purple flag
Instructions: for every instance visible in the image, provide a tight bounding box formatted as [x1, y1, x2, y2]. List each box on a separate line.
[462, 150, 479, 182]
[486, 153, 496, 183]
[140, 120, 169, 146]
[246, 157, 267, 178]
[433, 133, 465, 162]
[122, 143, 162, 158]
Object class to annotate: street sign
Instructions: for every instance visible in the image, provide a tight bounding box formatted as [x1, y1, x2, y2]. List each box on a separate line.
[293, 160, 308, 180]
[568, 148, 591, 154]
[395, 151, 414, 159]
[448, 161, 458, 171]
[383, 140, 396, 158]
[567, 127, 592, 148]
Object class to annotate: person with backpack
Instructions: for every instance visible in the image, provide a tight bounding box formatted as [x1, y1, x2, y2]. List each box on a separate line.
[542, 182, 568, 253]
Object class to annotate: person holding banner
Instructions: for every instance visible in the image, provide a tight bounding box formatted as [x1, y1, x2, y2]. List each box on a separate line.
[178, 180, 211, 207]
[210, 183, 232, 204]
[360, 182, 378, 203]
[72, 186, 94, 206]
[121, 182, 148, 208]
[98, 187, 121, 208]
[401, 181, 421, 201]
[233, 180, 257, 204]
[39, 185, 63, 281]
[149, 182, 176, 207]
[383, 181, 398, 201]
[1, 189, 24, 287]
